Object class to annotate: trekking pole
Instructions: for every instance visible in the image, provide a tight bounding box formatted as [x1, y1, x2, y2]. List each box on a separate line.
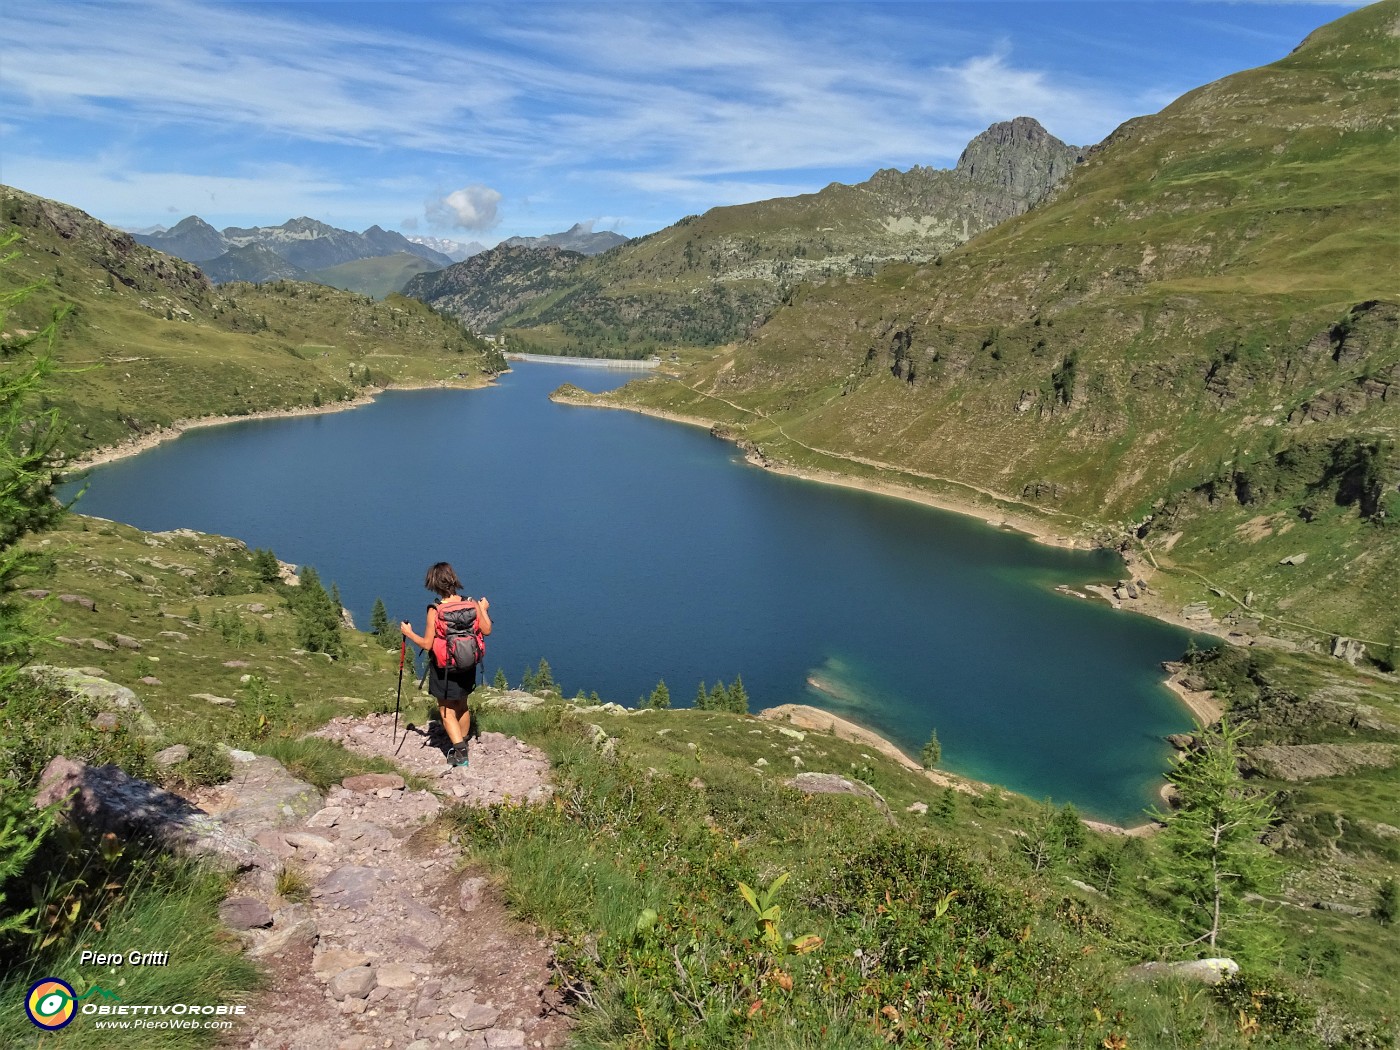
[393, 636, 406, 747]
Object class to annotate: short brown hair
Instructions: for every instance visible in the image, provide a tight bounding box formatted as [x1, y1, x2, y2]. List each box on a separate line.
[424, 562, 461, 597]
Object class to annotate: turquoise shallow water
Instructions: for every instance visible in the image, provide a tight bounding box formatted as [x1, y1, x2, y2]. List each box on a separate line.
[68, 363, 1195, 823]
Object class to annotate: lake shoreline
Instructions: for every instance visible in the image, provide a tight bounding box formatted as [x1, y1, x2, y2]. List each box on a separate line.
[65, 378, 490, 471]
[555, 389, 1224, 639]
[759, 703, 1160, 837]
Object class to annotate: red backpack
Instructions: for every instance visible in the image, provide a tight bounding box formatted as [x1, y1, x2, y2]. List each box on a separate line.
[433, 597, 485, 674]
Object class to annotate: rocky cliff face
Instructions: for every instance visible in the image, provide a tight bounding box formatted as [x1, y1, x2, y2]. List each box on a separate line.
[5, 186, 214, 299]
[953, 116, 1083, 223]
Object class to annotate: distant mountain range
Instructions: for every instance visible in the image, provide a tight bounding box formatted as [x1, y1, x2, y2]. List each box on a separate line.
[133, 216, 456, 281]
[501, 223, 629, 255]
[407, 235, 488, 262]
[132, 216, 624, 290]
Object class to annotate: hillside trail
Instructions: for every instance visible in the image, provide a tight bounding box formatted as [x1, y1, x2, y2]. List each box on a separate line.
[205, 711, 569, 1050]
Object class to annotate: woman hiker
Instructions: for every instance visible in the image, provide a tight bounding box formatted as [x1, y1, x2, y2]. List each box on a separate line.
[400, 561, 491, 766]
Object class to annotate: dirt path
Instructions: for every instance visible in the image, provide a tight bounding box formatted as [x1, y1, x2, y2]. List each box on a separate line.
[210, 714, 566, 1050]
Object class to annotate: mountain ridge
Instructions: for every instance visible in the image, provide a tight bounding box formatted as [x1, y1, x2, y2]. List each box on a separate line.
[596, 0, 1400, 643]
[406, 117, 1082, 349]
[134, 215, 455, 282]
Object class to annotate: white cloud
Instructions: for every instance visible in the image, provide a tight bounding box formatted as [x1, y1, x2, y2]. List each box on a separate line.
[427, 186, 503, 232]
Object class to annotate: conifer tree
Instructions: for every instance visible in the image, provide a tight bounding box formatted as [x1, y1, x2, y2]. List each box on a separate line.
[0, 242, 70, 935]
[252, 547, 281, 584]
[709, 681, 729, 710]
[534, 658, 556, 693]
[291, 566, 344, 658]
[648, 679, 671, 710]
[695, 680, 710, 710]
[493, 667, 508, 690]
[920, 729, 942, 769]
[0, 242, 66, 684]
[1153, 719, 1280, 954]
[370, 597, 391, 644]
[727, 674, 749, 714]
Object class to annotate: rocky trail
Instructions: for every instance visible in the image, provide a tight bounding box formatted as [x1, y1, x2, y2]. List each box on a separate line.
[193, 712, 567, 1050]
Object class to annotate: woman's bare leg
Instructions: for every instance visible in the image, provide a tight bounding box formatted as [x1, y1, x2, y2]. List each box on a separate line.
[440, 698, 469, 746]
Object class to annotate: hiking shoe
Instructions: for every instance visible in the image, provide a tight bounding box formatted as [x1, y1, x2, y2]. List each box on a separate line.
[453, 743, 470, 767]
[445, 746, 461, 766]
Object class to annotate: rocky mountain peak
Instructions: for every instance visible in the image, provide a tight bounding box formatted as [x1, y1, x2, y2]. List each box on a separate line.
[278, 216, 338, 239]
[953, 116, 1082, 206]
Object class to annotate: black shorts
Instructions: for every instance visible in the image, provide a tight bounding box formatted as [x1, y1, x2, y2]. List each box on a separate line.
[426, 661, 475, 703]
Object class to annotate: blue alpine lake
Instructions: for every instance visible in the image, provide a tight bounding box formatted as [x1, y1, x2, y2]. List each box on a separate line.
[69, 363, 1196, 823]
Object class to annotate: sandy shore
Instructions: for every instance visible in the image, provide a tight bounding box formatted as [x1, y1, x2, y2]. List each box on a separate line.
[759, 704, 1161, 836]
[758, 703, 987, 795]
[556, 388, 1091, 549]
[746, 456, 1087, 551]
[1163, 674, 1223, 727]
[66, 378, 489, 471]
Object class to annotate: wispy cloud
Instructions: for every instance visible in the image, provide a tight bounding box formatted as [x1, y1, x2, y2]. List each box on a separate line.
[0, 0, 1350, 234]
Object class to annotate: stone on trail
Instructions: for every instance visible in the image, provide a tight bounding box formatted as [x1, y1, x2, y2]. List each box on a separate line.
[284, 831, 335, 854]
[314, 864, 393, 909]
[375, 962, 417, 989]
[313, 948, 373, 979]
[449, 998, 500, 1030]
[459, 876, 488, 913]
[327, 965, 377, 1001]
[248, 906, 318, 959]
[197, 754, 324, 836]
[342, 772, 406, 792]
[307, 806, 343, 828]
[219, 896, 273, 931]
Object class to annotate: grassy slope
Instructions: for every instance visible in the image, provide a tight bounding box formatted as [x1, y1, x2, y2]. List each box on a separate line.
[602, 0, 1400, 642]
[1, 186, 499, 458]
[1, 516, 416, 1049]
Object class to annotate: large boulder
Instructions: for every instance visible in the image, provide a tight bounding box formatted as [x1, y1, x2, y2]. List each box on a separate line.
[1125, 958, 1240, 986]
[33, 755, 273, 872]
[25, 666, 158, 736]
[194, 752, 324, 835]
[785, 772, 893, 823]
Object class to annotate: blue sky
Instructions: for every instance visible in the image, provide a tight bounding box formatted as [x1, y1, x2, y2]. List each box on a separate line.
[0, 1, 1374, 246]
